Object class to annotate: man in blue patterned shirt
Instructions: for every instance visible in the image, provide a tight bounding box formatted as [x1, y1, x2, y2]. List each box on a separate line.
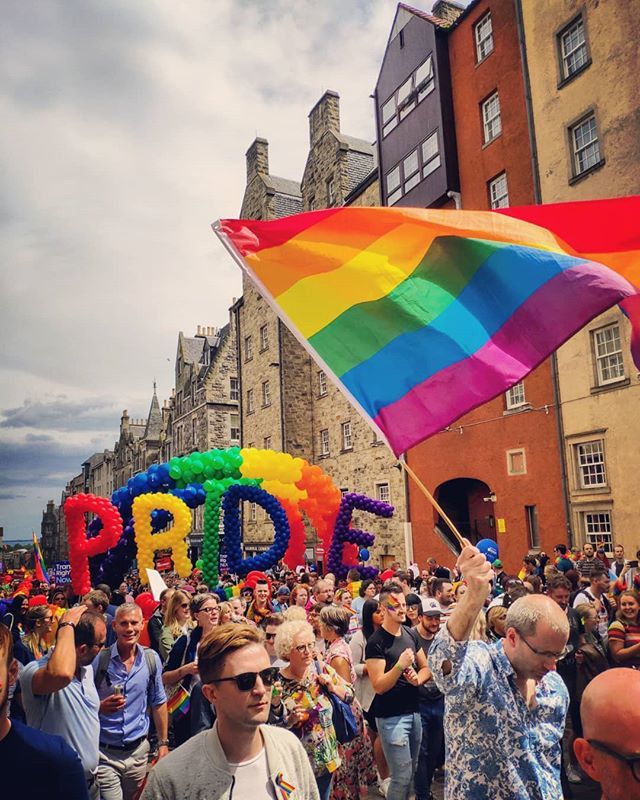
[428, 541, 570, 800]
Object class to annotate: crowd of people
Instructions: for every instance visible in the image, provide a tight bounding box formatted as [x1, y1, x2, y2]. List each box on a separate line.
[1, 539, 639, 800]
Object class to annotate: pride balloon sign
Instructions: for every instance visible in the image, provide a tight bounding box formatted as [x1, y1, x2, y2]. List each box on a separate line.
[64, 447, 394, 589]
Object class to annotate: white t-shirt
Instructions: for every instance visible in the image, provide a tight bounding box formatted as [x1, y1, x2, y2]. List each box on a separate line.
[228, 748, 276, 799]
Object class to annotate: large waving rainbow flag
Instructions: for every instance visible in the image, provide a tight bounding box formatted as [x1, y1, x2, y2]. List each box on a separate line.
[215, 197, 640, 456]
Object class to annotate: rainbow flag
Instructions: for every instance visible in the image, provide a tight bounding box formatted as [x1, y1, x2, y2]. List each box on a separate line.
[167, 684, 191, 718]
[32, 532, 50, 584]
[215, 197, 640, 456]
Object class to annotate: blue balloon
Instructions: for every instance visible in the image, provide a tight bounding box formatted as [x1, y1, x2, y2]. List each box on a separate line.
[359, 548, 370, 562]
[477, 538, 499, 563]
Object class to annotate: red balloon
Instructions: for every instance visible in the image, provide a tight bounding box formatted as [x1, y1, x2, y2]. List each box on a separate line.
[135, 591, 159, 620]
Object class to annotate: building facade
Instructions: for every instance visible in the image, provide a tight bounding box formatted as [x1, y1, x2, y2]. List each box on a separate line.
[520, 0, 640, 555]
[375, 2, 568, 573]
[40, 500, 62, 567]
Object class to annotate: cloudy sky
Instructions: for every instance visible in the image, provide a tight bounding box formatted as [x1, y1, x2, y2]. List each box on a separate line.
[1, 1, 454, 540]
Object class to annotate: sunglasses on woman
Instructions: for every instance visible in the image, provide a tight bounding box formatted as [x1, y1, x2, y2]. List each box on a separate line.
[209, 666, 280, 691]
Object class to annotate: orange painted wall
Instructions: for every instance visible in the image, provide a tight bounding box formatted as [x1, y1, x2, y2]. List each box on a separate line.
[407, 0, 568, 576]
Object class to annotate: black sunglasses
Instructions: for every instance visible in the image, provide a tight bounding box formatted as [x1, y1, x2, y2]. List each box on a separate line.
[587, 739, 640, 781]
[209, 666, 279, 691]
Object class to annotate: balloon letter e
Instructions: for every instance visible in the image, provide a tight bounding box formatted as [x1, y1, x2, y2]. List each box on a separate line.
[326, 492, 393, 580]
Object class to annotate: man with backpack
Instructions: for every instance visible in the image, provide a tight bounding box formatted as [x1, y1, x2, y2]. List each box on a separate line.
[93, 602, 168, 800]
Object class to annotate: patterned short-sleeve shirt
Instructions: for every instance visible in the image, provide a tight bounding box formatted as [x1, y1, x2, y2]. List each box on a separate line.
[428, 626, 568, 800]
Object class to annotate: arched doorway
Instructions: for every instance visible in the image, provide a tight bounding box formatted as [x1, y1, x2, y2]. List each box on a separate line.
[435, 478, 495, 545]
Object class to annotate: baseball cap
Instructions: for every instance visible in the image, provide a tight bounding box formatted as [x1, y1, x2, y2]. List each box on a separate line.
[421, 598, 442, 617]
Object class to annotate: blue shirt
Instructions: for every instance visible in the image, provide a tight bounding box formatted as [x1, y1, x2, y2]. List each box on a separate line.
[428, 626, 568, 800]
[21, 655, 101, 776]
[93, 644, 166, 747]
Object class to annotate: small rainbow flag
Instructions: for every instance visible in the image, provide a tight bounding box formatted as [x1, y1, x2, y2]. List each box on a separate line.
[167, 685, 190, 718]
[215, 197, 640, 456]
[32, 532, 50, 584]
[274, 772, 295, 799]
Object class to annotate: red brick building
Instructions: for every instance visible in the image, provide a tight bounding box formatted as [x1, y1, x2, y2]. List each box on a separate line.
[375, 2, 569, 573]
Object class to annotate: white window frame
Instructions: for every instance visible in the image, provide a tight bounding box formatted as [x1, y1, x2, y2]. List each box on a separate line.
[318, 370, 327, 397]
[259, 324, 269, 351]
[319, 429, 330, 456]
[386, 165, 402, 205]
[381, 55, 435, 138]
[571, 114, 601, 176]
[482, 92, 502, 144]
[421, 131, 441, 178]
[341, 421, 353, 451]
[506, 381, 526, 409]
[376, 482, 391, 503]
[230, 413, 240, 442]
[403, 148, 420, 193]
[475, 12, 494, 62]
[575, 440, 607, 489]
[246, 388, 255, 414]
[262, 380, 271, 407]
[560, 16, 588, 79]
[327, 177, 335, 206]
[489, 172, 509, 209]
[507, 448, 527, 476]
[230, 377, 239, 402]
[593, 323, 624, 385]
[583, 511, 613, 557]
[244, 335, 253, 361]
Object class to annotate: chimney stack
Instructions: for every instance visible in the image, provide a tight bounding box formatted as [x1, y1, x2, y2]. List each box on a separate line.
[309, 90, 340, 147]
[246, 138, 269, 183]
[432, 0, 465, 25]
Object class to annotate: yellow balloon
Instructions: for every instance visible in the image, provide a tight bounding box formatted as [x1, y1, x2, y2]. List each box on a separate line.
[133, 493, 193, 583]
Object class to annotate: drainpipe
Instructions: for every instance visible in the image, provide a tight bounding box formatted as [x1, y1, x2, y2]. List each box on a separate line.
[515, 0, 572, 542]
[447, 190, 461, 209]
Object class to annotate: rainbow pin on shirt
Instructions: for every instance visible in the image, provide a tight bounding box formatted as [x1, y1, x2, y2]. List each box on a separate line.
[275, 772, 295, 799]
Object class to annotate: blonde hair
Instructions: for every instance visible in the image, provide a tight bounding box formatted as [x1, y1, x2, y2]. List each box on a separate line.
[22, 605, 51, 659]
[198, 623, 264, 683]
[218, 601, 233, 622]
[163, 590, 193, 636]
[283, 606, 307, 622]
[469, 609, 487, 641]
[274, 619, 314, 660]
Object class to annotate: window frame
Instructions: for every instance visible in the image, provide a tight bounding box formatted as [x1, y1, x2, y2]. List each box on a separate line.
[230, 377, 239, 402]
[507, 448, 527, 476]
[319, 428, 330, 457]
[583, 510, 613, 557]
[246, 388, 255, 415]
[230, 412, 240, 443]
[263, 436, 272, 450]
[505, 381, 526, 410]
[244, 335, 253, 362]
[318, 370, 328, 397]
[592, 323, 625, 386]
[488, 172, 509, 209]
[386, 129, 442, 205]
[558, 14, 590, 84]
[381, 55, 435, 139]
[376, 482, 391, 504]
[341, 421, 353, 451]
[481, 91, 502, 145]
[259, 324, 269, 352]
[261, 380, 271, 408]
[569, 113, 602, 178]
[525, 504, 540, 549]
[575, 440, 607, 489]
[474, 12, 494, 63]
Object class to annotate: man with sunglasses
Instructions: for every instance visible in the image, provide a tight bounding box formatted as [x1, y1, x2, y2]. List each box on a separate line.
[141, 623, 319, 800]
[20, 605, 105, 798]
[574, 667, 640, 800]
[428, 540, 570, 800]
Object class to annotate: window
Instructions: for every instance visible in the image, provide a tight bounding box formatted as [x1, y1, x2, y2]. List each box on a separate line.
[403, 149, 420, 193]
[525, 505, 540, 549]
[308, 196, 316, 211]
[262, 380, 271, 407]
[583, 511, 613, 555]
[327, 177, 335, 206]
[489, 172, 509, 209]
[475, 13, 494, 62]
[249, 502, 257, 522]
[422, 131, 441, 178]
[560, 16, 588, 79]
[259, 324, 269, 351]
[230, 413, 240, 442]
[319, 429, 329, 456]
[230, 377, 239, 401]
[381, 56, 435, 137]
[341, 421, 353, 450]
[376, 482, 391, 503]
[318, 370, 327, 397]
[246, 388, 255, 414]
[571, 115, 601, 176]
[507, 449, 527, 475]
[506, 381, 526, 409]
[576, 440, 606, 488]
[593, 323, 625, 385]
[244, 335, 253, 361]
[386, 166, 402, 205]
[482, 92, 502, 144]
[263, 436, 272, 450]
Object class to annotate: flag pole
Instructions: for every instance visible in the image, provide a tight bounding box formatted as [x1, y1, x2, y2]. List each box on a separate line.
[398, 458, 466, 551]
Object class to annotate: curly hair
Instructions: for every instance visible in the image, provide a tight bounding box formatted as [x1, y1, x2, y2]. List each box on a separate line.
[274, 619, 314, 660]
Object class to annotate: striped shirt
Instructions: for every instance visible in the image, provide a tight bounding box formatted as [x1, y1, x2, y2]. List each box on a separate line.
[608, 619, 640, 666]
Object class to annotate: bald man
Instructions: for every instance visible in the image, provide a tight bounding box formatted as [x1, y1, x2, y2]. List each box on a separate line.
[574, 668, 640, 800]
[428, 541, 570, 800]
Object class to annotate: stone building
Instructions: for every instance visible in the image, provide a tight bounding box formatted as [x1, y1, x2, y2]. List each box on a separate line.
[40, 500, 63, 566]
[519, 0, 640, 555]
[113, 388, 165, 491]
[233, 92, 410, 568]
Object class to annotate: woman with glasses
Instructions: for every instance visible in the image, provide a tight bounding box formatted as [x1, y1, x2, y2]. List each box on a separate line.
[21, 605, 54, 660]
[159, 590, 194, 663]
[608, 589, 640, 667]
[274, 619, 352, 800]
[163, 593, 220, 745]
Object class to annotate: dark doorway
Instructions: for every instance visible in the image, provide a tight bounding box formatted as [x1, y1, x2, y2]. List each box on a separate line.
[435, 478, 495, 545]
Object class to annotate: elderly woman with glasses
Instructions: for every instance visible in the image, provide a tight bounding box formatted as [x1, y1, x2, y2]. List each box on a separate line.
[275, 619, 353, 800]
[163, 593, 220, 744]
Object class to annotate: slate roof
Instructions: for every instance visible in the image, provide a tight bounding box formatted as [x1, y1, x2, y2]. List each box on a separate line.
[181, 335, 205, 365]
[336, 132, 375, 156]
[346, 150, 376, 194]
[263, 175, 302, 197]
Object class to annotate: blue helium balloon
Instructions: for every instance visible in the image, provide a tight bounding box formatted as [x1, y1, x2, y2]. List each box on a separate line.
[359, 548, 370, 562]
[477, 538, 499, 563]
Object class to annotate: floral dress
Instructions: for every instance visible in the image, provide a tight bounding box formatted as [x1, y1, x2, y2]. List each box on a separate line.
[325, 637, 377, 800]
[280, 662, 343, 778]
